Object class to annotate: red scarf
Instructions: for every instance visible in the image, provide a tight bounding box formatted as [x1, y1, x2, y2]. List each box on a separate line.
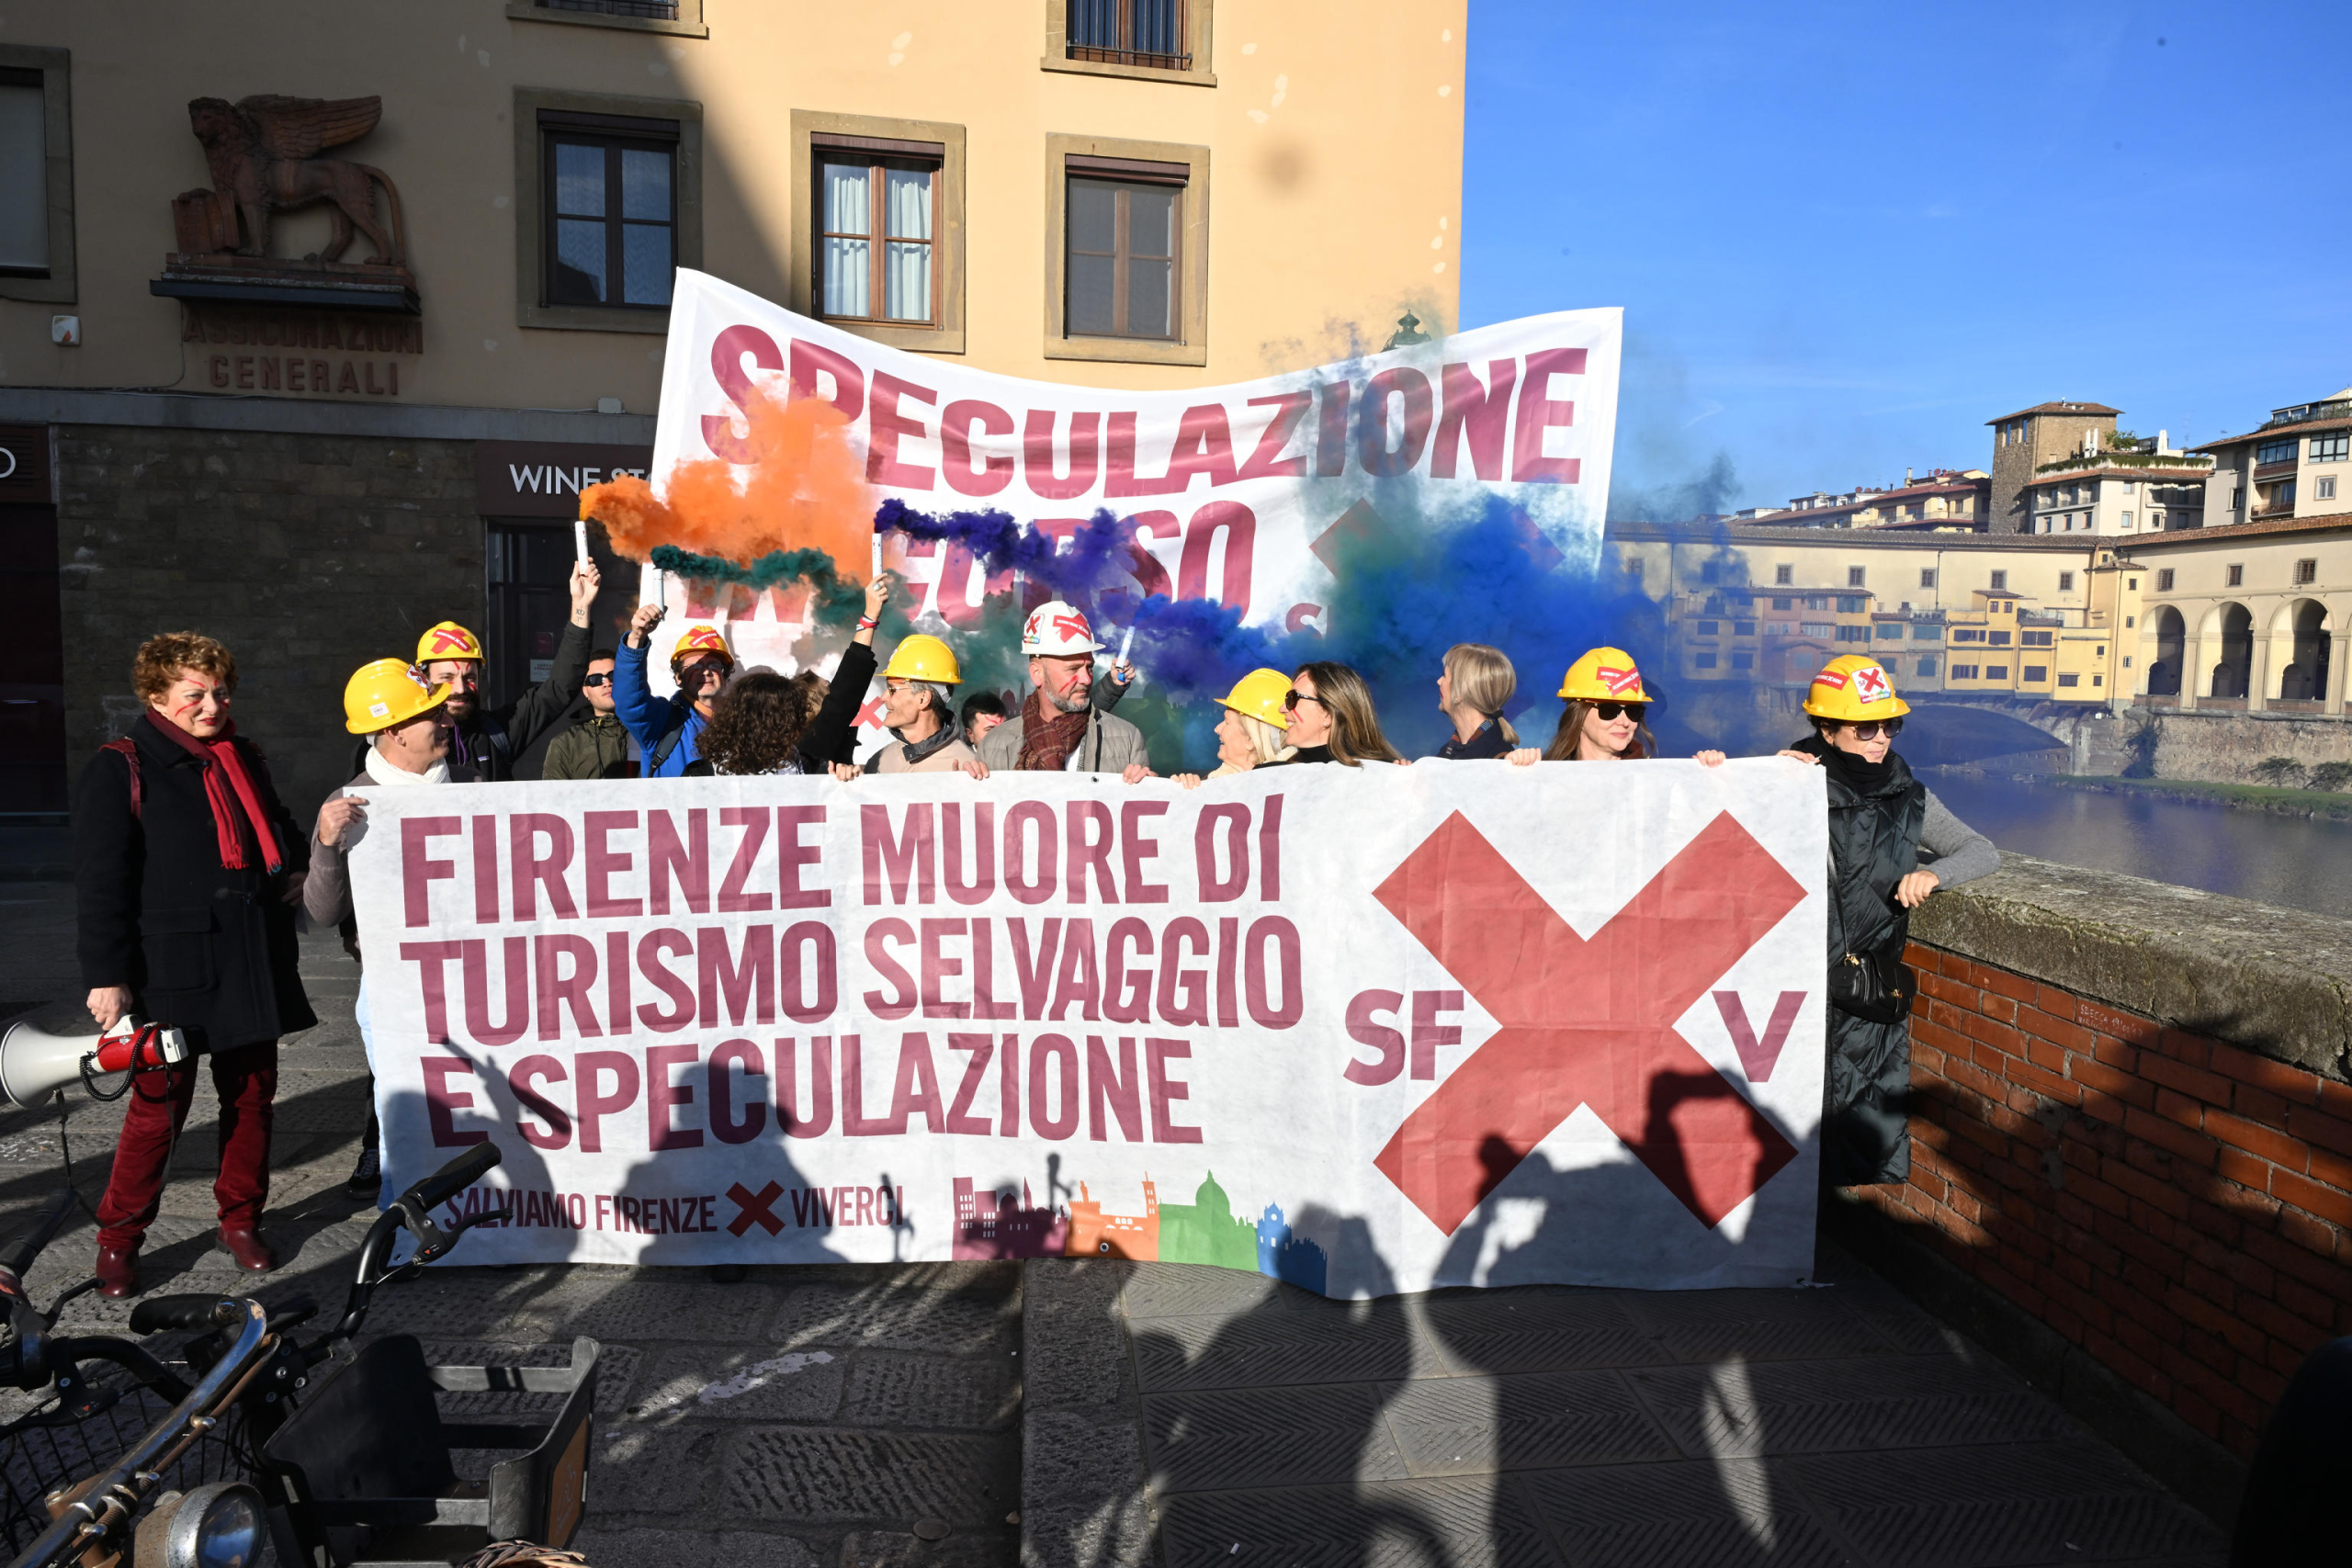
[144, 713, 286, 874]
[1014, 690, 1092, 772]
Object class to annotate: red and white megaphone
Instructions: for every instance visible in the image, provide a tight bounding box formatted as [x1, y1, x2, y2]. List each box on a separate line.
[0, 1015, 189, 1110]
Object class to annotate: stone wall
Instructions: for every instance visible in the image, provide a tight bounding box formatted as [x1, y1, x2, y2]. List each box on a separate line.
[1828, 853, 2352, 1524]
[55, 423, 482, 818]
[2137, 706, 2352, 786]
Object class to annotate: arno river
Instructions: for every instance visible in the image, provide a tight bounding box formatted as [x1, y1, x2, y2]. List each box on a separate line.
[1921, 770, 2352, 920]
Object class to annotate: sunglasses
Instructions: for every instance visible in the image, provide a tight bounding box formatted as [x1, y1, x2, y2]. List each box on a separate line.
[1589, 701, 1647, 722]
[1283, 690, 1326, 711]
[582, 672, 611, 688]
[1843, 718, 1904, 739]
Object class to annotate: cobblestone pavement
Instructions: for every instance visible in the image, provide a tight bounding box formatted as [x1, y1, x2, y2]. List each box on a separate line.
[1025, 1250, 2232, 1568]
[3, 879, 2232, 1568]
[0, 883, 1022, 1568]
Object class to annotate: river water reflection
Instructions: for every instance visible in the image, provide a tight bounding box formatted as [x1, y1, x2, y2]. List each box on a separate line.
[1920, 771, 2352, 920]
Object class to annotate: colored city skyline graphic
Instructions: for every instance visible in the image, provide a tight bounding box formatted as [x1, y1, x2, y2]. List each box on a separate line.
[951, 1171, 1328, 1293]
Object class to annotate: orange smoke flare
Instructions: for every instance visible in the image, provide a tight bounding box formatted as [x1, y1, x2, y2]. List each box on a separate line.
[580, 386, 876, 577]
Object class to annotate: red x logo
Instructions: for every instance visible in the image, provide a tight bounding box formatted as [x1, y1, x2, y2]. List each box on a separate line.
[1597, 664, 1643, 694]
[1371, 810, 1805, 1234]
[727, 1179, 786, 1237]
[426, 627, 473, 654]
[1855, 665, 1890, 700]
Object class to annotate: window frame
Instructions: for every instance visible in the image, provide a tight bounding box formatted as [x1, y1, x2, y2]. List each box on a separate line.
[0, 46, 74, 303]
[504, 0, 709, 39]
[2295, 558, 2318, 585]
[2312, 433, 2349, 463]
[1064, 170, 1182, 341]
[1774, 564, 1793, 585]
[1045, 133, 1209, 367]
[1044, 0, 1217, 87]
[514, 89, 701, 334]
[2157, 569, 2175, 592]
[2227, 563, 2245, 587]
[2319, 476, 2339, 502]
[540, 116, 681, 317]
[1989, 571, 2008, 591]
[1847, 566, 1865, 587]
[813, 148, 944, 332]
[790, 112, 967, 355]
[2058, 571, 2075, 591]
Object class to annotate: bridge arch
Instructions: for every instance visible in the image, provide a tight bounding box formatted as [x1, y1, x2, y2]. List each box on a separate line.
[2144, 604, 2184, 697]
[2203, 602, 2253, 700]
[2273, 597, 2330, 701]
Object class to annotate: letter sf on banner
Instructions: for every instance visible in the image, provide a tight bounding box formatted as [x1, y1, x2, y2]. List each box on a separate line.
[346, 761, 1826, 1296]
[641, 269, 1622, 682]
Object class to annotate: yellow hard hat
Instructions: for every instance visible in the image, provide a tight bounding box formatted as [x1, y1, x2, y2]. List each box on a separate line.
[415, 622, 483, 665]
[1803, 654, 1910, 721]
[1557, 648, 1650, 703]
[1216, 668, 1293, 730]
[344, 659, 450, 735]
[881, 634, 961, 685]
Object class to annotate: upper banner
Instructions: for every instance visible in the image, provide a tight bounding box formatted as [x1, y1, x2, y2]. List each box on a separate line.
[642, 271, 1622, 679]
[349, 760, 1826, 1297]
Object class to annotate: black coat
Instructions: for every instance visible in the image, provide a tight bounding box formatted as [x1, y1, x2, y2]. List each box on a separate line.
[74, 715, 316, 1054]
[1801, 734, 1927, 1187]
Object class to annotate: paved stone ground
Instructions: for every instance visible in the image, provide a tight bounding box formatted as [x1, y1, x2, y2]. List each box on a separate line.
[0, 883, 1023, 1568]
[2, 877, 2232, 1568]
[1023, 1255, 2232, 1568]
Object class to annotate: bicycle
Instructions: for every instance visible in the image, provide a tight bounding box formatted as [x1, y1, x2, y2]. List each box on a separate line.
[0, 1142, 601, 1568]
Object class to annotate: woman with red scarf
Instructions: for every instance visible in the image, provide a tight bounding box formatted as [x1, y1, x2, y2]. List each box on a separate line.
[75, 632, 314, 1297]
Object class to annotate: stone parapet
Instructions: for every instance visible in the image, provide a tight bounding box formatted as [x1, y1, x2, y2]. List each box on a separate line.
[1838, 852, 2352, 1526]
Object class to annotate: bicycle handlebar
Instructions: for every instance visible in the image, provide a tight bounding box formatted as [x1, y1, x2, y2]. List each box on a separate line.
[128, 1295, 240, 1337]
[401, 1142, 500, 1213]
[0, 1190, 77, 1282]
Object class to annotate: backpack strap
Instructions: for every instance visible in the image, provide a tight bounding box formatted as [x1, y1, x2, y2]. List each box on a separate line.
[647, 711, 688, 775]
[103, 737, 141, 819]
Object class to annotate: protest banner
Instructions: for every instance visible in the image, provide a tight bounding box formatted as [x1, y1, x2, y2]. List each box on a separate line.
[348, 759, 1827, 1297]
[633, 271, 1623, 690]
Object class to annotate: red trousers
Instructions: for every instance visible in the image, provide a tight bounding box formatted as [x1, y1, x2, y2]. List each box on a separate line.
[96, 1043, 277, 1249]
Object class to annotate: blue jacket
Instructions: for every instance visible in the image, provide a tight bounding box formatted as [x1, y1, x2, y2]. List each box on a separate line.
[613, 641, 707, 777]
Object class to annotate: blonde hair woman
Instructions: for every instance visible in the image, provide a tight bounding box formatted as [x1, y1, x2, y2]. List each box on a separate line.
[1279, 661, 1405, 766]
[1506, 648, 1726, 766]
[1431, 643, 1520, 759]
[1175, 670, 1296, 788]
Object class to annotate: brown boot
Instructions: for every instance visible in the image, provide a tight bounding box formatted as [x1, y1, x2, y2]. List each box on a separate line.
[95, 1242, 138, 1299]
[217, 1227, 276, 1273]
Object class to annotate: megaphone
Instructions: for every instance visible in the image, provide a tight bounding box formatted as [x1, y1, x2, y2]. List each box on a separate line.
[0, 1016, 189, 1110]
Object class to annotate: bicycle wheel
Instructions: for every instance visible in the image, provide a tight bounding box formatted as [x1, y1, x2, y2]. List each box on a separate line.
[0, 1341, 249, 1556]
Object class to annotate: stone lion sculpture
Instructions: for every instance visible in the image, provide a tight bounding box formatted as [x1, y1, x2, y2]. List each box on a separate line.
[183, 94, 406, 266]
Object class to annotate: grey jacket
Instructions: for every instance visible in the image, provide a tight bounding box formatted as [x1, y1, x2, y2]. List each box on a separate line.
[978, 704, 1151, 773]
[1917, 788, 2000, 889]
[304, 761, 480, 959]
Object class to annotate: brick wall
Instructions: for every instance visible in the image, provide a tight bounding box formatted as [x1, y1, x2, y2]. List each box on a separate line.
[54, 424, 482, 817]
[1873, 938, 2352, 1461]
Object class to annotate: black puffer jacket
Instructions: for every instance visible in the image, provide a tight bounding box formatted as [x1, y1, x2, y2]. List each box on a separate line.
[1798, 732, 1926, 1187]
[74, 715, 316, 1054]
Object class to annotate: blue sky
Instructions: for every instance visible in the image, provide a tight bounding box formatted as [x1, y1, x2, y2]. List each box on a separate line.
[1459, 1, 2352, 519]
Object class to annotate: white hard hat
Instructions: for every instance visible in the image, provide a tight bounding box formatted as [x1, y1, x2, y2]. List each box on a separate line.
[1022, 601, 1102, 656]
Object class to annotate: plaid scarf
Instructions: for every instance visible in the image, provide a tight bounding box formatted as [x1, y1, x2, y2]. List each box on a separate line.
[1014, 689, 1092, 772]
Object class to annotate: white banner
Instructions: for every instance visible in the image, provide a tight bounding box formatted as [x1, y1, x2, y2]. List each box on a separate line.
[638, 270, 1623, 687]
[348, 761, 1828, 1296]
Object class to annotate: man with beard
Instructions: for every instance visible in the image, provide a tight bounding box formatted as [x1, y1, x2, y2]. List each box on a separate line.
[394, 560, 599, 781]
[975, 601, 1153, 780]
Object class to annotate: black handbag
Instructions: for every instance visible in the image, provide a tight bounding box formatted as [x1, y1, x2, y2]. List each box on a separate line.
[1830, 918, 1914, 1025]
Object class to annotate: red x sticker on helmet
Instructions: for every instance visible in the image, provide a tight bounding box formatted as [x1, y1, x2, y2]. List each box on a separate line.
[1597, 664, 1643, 694]
[425, 627, 474, 655]
[1854, 664, 1892, 701]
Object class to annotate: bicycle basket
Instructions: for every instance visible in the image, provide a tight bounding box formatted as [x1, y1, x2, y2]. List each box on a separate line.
[0, 1348, 250, 1554]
